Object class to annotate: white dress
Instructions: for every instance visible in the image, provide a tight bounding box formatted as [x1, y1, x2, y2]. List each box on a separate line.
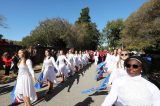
[14, 59, 37, 103]
[67, 53, 75, 72]
[104, 55, 115, 73]
[67, 53, 74, 65]
[94, 52, 99, 65]
[42, 57, 58, 84]
[85, 53, 90, 64]
[56, 55, 71, 77]
[108, 60, 127, 84]
[82, 54, 87, 66]
[101, 75, 160, 106]
[73, 54, 79, 67]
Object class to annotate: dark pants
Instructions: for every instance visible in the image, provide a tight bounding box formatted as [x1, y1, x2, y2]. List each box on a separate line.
[5, 66, 10, 76]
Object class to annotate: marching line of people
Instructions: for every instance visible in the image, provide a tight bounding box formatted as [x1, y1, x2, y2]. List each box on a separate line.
[10, 48, 94, 106]
[95, 48, 160, 106]
[2, 47, 160, 106]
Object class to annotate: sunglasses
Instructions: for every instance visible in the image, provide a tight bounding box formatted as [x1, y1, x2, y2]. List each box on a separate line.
[126, 64, 141, 69]
[121, 54, 128, 56]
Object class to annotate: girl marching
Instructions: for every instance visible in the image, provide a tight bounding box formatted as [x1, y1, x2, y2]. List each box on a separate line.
[41, 49, 59, 94]
[101, 56, 160, 106]
[56, 50, 71, 83]
[14, 49, 37, 106]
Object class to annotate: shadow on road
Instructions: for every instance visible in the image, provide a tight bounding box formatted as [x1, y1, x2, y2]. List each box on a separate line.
[0, 85, 14, 96]
[32, 63, 92, 105]
[89, 91, 108, 96]
[74, 97, 94, 106]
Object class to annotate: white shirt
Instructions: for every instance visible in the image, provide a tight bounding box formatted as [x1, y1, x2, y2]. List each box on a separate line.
[108, 60, 127, 84]
[67, 53, 74, 64]
[42, 56, 59, 71]
[56, 55, 71, 66]
[101, 75, 160, 106]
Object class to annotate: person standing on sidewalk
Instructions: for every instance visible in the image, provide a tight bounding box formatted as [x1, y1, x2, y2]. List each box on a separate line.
[2, 52, 15, 76]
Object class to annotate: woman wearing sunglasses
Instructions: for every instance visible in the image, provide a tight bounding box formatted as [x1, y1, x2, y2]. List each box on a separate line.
[101, 56, 160, 106]
[108, 50, 129, 85]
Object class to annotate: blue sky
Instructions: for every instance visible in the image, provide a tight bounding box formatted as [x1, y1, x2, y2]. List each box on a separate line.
[0, 0, 147, 41]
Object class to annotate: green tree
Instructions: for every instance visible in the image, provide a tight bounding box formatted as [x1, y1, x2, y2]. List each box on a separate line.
[0, 15, 7, 28]
[21, 18, 73, 49]
[0, 34, 3, 39]
[123, 0, 160, 50]
[103, 19, 124, 48]
[76, 7, 91, 24]
[75, 7, 100, 50]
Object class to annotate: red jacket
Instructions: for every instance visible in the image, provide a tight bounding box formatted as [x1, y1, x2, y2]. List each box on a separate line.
[2, 56, 13, 67]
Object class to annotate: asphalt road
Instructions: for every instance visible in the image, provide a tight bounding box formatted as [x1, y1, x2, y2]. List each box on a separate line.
[0, 64, 107, 106]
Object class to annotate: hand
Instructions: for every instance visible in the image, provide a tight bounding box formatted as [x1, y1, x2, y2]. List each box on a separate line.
[106, 83, 111, 88]
[34, 77, 38, 82]
[12, 56, 15, 59]
[41, 70, 44, 73]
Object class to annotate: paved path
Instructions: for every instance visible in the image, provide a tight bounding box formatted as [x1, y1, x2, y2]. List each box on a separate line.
[0, 64, 107, 106]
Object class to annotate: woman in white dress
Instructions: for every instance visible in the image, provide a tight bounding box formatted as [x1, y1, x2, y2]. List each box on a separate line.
[67, 49, 76, 75]
[104, 50, 117, 74]
[74, 50, 79, 72]
[78, 50, 83, 69]
[14, 49, 37, 106]
[94, 50, 99, 65]
[108, 50, 129, 85]
[82, 52, 87, 66]
[56, 50, 71, 82]
[101, 56, 160, 106]
[41, 49, 59, 94]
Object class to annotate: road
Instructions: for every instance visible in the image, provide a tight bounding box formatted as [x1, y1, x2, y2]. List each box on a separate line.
[0, 64, 107, 106]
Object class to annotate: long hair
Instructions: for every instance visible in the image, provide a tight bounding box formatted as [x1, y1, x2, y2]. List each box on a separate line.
[117, 50, 129, 68]
[45, 49, 51, 59]
[18, 49, 30, 65]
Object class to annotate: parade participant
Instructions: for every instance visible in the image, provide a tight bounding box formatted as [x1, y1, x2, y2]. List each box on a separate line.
[74, 50, 79, 72]
[85, 50, 90, 64]
[108, 50, 129, 85]
[41, 49, 59, 94]
[67, 49, 76, 75]
[101, 56, 160, 106]
[103, 50, 115, 73]
[82, 52, 87, 66]
[78, 51, 83, 69]
[56, 50, 71, 82]
[94, 50, 99, 65]
[14, 49, 37, 106]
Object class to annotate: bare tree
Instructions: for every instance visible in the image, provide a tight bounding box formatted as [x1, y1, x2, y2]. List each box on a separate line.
[0, 15, 7, 28]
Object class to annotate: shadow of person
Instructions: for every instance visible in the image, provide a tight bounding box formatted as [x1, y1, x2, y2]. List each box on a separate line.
[32, 63, 94, 105]
[67, 72, 81, 92]
[74, 97, 94, 106]
[0, 85, 14, 96]
[68, 63, 93, 92]
[89, 91, 108, 96]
